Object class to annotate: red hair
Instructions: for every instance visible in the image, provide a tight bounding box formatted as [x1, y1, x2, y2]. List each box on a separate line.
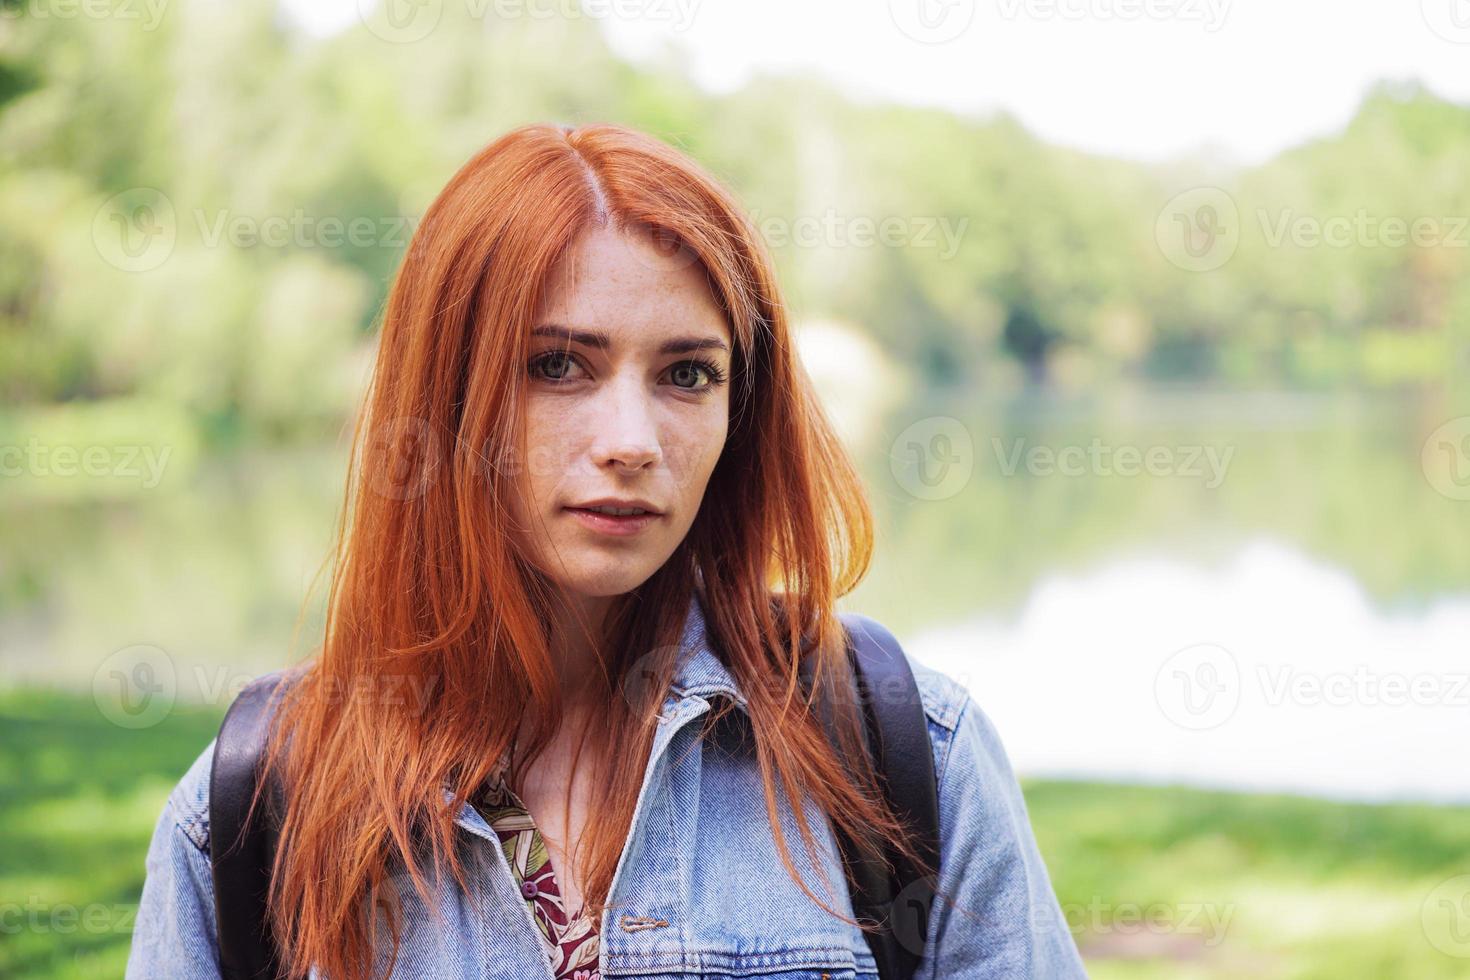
[253, 122, 932, 979]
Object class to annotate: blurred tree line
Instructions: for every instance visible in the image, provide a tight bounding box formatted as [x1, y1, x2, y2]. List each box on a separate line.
[1, 0, 1466, 449]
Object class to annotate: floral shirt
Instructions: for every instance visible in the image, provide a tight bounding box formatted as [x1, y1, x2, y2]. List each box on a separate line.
[473, 774, 601, 980]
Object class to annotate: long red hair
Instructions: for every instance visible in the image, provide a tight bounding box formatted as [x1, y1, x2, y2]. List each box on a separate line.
[254, 122, 932, 979]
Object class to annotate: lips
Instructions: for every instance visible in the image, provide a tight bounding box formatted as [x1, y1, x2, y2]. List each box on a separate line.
[563, 503, 662, 536]
[566, 497, 663, 516]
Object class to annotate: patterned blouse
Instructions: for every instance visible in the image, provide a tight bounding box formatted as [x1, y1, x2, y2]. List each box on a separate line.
[473, 774, 602, 980]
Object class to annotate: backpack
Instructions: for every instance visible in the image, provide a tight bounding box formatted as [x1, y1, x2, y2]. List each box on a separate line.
[209, 612, 941, 980]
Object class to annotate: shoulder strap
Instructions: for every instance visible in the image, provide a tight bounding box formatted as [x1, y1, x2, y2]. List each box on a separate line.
[828, 613, 942, 980]
[209, 670, 293, 980]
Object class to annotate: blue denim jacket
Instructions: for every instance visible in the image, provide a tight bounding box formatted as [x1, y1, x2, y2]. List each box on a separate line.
[126, 595, 1088, 979]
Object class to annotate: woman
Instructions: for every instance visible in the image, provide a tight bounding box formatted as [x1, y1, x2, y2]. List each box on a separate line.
[127, 122, 1087, 979]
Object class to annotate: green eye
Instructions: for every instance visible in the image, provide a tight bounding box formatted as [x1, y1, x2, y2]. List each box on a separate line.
[530, 352, 579, 381]
[667, 358, 728, 390]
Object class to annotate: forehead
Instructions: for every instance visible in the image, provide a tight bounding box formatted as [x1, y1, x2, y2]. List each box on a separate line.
[535, 225, 729, 343]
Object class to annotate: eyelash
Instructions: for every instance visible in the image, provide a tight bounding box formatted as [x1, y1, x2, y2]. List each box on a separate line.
[527, 352, 728, 390]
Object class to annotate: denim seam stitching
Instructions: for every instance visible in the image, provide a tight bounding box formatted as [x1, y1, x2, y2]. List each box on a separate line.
[934, 695, 969, 795]
[175, 811, 210, 856]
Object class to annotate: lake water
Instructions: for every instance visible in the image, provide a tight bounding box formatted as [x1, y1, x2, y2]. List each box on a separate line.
[3, 386, 1466, 801]
[906, 535, 1470, 804]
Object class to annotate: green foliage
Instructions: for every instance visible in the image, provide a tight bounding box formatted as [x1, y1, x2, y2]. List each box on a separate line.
[1, 1, 1466, 452]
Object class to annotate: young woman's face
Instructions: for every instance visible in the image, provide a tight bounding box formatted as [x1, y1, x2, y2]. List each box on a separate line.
[508, 225, 732, 599]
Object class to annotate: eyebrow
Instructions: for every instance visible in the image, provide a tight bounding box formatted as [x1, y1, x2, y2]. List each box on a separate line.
[531, 324, 729, 356]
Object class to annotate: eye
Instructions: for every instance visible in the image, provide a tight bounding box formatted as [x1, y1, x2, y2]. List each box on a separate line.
[666, 357, 728, 391]
[528, 351, 586, 383]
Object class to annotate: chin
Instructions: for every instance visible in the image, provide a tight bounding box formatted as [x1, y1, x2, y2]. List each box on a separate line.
[559, 560, 661, 599]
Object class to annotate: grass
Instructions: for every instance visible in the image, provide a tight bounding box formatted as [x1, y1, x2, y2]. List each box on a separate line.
[0, 686, 224, 979]
[3, 686, 1469, 978]
[1025, 780, 1470, 978]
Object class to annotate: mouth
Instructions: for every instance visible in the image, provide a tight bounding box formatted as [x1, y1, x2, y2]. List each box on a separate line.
[563, 501, 664, 536]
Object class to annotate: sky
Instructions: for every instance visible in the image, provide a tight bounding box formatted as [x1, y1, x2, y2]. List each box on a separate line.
[282, 0, 1470, 166]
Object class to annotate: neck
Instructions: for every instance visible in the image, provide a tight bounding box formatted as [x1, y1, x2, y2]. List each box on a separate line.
[542, 589, 616, 709]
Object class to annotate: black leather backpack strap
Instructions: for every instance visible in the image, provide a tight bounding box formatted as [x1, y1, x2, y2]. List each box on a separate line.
[825, 613, 942, 980]
[209, 669, 293, 980]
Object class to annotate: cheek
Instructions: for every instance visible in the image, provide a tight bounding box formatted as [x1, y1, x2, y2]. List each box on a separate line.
[517, 398, 582, 510]
[669, 410, 729, 504]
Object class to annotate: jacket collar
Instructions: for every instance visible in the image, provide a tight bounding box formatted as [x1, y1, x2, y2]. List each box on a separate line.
[453, 590, 747, 842]
[667, 589, 747, 712]
[473, 590, 745, 792]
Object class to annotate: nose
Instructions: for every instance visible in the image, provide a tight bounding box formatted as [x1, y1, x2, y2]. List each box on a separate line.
[590, 377, 662, 472]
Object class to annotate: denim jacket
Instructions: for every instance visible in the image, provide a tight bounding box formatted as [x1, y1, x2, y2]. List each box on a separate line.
[126, 594, 1089, 979]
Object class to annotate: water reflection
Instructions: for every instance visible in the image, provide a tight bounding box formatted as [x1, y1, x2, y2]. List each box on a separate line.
[908, 536, 1470, 802]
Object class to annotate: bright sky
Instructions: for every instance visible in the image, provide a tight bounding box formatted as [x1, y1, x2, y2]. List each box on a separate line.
[284, 0, 1470, 165]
